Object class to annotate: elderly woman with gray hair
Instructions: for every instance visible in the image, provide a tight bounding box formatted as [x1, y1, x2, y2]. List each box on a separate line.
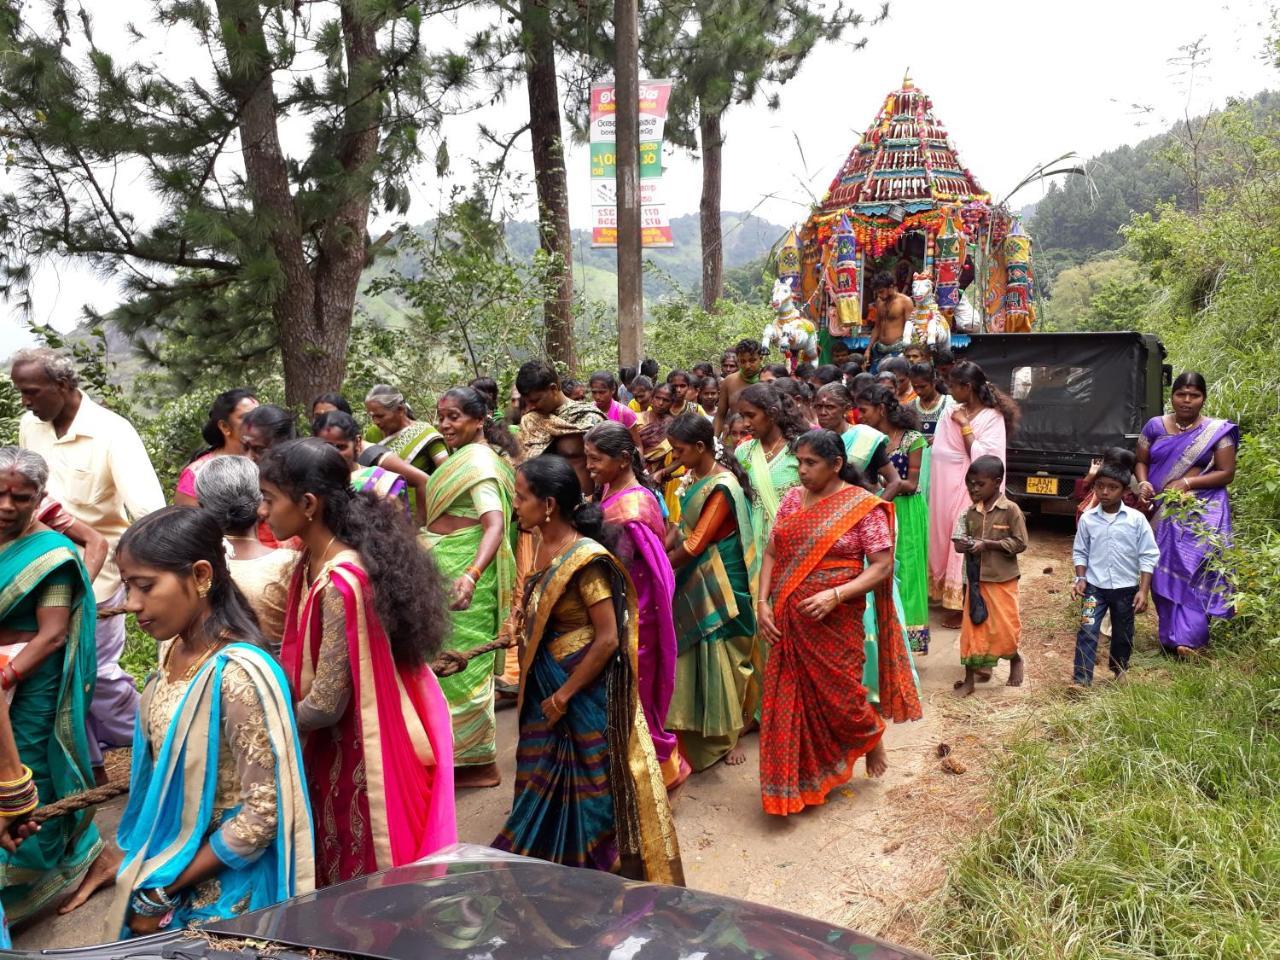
[0, 447, 103, 932]
[195, 457, 298, 657]
[363, 384, 450, 478]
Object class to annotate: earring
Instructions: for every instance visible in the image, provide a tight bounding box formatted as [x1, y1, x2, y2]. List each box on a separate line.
[544, 508, 552, 524]
[197, 583, 210, 599]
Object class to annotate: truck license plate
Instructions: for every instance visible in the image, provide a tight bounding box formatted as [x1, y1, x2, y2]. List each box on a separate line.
[1025, 476, 1059, 495]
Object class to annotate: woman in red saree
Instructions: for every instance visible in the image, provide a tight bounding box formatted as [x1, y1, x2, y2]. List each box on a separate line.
[756, 430, 923, 817]
[260, 439, 457, 886]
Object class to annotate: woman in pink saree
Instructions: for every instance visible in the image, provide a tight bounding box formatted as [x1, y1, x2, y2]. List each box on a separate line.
[260, 439, 456, 886]
[928, 362, 1020, 630]
[585, 422, 686, 790]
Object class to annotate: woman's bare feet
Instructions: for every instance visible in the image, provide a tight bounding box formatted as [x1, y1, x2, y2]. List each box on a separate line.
[725, 744, 748, 766]
[866, 741, 888, 778]
[1175, 645, 1200, 660]
[952, 669, 976, 698]
[1007, 655, 1026, 687]
[941, 611, 963, 630]
[454, 762, 501, 789]
[59, 842, 122, 914]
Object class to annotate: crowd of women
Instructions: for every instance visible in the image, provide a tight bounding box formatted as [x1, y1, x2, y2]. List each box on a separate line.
[0, 341, 1237, 944]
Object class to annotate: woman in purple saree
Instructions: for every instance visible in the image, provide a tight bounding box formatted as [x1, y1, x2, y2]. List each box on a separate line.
[585, 423, 686, 791]
[1136, 372, 1238, 655]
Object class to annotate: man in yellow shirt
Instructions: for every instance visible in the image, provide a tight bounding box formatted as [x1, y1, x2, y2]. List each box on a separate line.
[11, 348, 165, 774]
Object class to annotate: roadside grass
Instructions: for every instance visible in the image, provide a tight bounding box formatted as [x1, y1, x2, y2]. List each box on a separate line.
[925, 640, 1280, 959]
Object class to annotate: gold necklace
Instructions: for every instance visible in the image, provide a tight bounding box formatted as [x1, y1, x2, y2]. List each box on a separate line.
[164, 637, 226, 684]
[1173, 415, 1201, 433]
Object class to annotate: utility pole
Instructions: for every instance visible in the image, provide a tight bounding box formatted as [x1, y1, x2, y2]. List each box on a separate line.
[615, 0, 643, 368]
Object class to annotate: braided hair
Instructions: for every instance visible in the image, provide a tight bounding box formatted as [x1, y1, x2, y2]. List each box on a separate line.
[949, 361, 1020, 431]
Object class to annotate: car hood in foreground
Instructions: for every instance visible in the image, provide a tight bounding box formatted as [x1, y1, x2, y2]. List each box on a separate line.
[206, 844, 928, 960]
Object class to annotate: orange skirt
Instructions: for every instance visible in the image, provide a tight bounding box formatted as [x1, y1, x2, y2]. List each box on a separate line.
[959, 578, 1021, 669]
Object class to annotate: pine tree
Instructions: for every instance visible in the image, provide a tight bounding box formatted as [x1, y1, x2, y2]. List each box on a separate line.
[0, 0, 468, 403]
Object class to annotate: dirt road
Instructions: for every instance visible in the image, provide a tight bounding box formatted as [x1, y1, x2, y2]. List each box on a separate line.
[14, 522, 1076, 952]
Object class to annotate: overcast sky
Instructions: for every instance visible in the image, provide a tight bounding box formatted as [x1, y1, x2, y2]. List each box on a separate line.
[2, 0, 1276, 355]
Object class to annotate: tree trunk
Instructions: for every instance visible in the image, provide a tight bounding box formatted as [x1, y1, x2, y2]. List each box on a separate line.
[522, 0, 577, 371]
[699, 105, 724, 313]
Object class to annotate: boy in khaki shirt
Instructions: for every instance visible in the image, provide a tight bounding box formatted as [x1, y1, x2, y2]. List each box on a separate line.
[951, 455, 1028, 697]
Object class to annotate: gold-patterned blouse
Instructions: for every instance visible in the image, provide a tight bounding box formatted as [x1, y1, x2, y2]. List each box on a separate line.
[533, 559, 613, 662]
[144, 648, 281, 864]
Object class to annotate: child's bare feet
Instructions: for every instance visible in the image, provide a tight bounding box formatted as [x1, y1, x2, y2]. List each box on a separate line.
[953, 670, 991, 689]
[725, 744, 748, 766]
[866, 741, 888, 778]
[1007, 655, 1025, 687]
[952, 673, 976, 698]
[941, 611, 963, 630]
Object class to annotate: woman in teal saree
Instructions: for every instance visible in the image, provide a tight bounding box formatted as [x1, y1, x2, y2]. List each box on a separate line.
[0, 448, 100, 931]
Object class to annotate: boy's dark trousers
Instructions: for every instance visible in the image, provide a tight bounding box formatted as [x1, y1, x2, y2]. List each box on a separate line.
[1073, 584, 1137, 685]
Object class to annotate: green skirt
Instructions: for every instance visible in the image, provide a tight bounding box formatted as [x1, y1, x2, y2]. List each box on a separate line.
[425, 524, 501, 766]
[668, 535, 759, 771]
[894, 490, 931, 653]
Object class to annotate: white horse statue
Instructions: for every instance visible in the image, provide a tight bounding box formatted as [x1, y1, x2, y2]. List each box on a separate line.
[762, 278, 818, 370]
[906, 274, 950, 351]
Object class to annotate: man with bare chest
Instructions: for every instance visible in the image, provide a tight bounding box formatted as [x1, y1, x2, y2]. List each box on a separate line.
[865, 272, 914, 371]
[714, 338, 764, 436]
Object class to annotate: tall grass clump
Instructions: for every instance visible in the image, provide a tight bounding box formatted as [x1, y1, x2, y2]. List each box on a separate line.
[928, 644, 1280, 959]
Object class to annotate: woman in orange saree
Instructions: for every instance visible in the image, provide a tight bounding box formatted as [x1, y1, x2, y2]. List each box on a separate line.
[756, 430, 923, 817]
[260, 439, 457, 886]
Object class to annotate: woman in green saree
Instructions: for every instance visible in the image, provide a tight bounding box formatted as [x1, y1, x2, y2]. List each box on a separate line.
[423, 388, 521, 789]
[0, 448, 101, 926]
[664, 414, 759, 771]
[364, 384, 450, 481]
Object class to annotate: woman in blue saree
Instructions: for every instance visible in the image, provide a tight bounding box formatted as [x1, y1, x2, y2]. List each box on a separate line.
[0, 448, 99, 943]
[493, 456, 682, 886]
[102, 507, 313, 939]
[1136, 371, 1238, 656]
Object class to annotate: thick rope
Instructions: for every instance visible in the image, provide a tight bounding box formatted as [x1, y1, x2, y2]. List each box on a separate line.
[25, 635, 515, 821]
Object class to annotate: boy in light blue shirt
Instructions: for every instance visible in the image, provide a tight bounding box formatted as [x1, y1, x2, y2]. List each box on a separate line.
[1071, 462, 1160, 686]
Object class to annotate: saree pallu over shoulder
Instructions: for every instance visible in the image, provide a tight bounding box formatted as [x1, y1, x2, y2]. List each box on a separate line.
[673, 474, 759, 646]
[422, 443, 518, 766]
[383, 420, 445, 467]
[105, 644, 314, 939]
[283, 560, 456, 881]
[1145, 417, 1238, 650]
[0, 531, 100, 925]
[602, 487, 680, 782]
[774, 489, 923, 727]
[501, 539, 682, 886]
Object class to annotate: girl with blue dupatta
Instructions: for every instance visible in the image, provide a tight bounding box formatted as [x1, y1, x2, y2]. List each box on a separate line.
[0, 448, 100, 940]
[101, 507, 313, 939]
[493, 456, 682, 886]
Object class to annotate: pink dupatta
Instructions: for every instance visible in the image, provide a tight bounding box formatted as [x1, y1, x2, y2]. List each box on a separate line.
[283, 557, 456, 882]
[601, 486, 679, 779]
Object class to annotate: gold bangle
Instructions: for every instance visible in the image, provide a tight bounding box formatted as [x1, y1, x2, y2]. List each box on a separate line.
[0, 766, 32, 789]
[2, 795, 38, 817]
[961, 426, 974, 436]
